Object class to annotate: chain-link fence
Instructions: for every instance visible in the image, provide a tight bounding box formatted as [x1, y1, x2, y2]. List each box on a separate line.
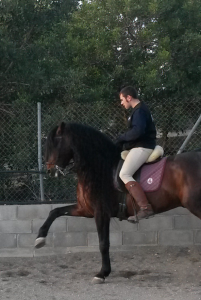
[0, 99, 201, 204]
[0, 101, 39, 204]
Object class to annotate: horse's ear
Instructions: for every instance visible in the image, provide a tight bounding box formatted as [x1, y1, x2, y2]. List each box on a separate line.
[56, 122, 65, 136]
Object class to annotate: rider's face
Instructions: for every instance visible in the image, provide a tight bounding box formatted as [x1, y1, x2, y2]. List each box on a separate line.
[120, 94, 131, 109]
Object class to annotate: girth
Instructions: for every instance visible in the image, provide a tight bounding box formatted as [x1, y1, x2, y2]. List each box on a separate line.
[116, 192, 127, 221]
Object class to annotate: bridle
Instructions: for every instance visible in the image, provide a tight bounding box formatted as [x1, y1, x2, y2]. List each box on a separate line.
[46, 160, 75, 177]
[55, 165, 65, 177]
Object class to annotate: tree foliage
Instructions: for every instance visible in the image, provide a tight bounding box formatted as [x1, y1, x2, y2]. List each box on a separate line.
[1, 0, 201, 106]
[0, 0, 78, 103]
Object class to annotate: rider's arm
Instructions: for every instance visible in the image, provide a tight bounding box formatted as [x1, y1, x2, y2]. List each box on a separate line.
[116, 108, 147, 143]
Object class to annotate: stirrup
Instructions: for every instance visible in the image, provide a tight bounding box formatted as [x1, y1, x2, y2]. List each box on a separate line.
[128, 206, 154, 223]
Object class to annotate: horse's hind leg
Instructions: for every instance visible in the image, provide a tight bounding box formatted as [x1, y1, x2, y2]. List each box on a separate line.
[92, 211, 111, 284]
[35, 204, 79, 248]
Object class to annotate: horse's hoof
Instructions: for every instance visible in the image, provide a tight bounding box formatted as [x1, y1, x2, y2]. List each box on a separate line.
[34, 237, 46, 248]
[92, 277, 105, 284]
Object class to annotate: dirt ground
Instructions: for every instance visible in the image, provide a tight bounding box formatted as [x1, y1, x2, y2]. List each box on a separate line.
[0, 246, 201, 300]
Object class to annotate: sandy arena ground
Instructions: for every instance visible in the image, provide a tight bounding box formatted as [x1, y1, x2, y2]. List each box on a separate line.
[0, 246, 201, 300]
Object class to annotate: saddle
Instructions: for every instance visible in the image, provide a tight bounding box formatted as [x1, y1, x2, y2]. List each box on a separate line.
[114, 145, 166, 193]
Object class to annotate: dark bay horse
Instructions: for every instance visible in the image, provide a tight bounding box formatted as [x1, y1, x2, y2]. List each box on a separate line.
[35, 122, 201, 283]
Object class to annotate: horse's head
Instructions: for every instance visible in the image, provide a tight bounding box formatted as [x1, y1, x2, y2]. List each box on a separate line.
[45, 122, 73, 177]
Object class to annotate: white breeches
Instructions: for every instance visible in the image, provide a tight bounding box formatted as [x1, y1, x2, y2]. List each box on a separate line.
[119, 147, 153, 184]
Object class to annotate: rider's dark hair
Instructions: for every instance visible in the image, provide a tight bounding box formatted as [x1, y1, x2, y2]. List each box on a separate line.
[119, 86, 138, 99]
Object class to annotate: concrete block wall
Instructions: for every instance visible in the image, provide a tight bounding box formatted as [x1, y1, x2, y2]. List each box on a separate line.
[0, 204, 201, 257]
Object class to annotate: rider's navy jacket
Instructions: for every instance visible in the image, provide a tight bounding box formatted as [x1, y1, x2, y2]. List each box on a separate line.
[116, 101, 156, 151]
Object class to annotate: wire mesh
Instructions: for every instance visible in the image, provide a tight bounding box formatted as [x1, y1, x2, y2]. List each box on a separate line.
[0, 101, 40, 204]
[0, 99, 201, 204]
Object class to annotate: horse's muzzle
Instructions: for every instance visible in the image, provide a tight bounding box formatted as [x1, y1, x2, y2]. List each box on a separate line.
[47, 168, 56, 177]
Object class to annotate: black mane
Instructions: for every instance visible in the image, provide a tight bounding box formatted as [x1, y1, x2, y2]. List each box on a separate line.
[46, 122, 121, 215]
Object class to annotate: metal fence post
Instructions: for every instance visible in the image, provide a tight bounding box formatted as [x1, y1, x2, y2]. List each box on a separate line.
[177, 114, 201, 154]
[37, 102, 45, 201]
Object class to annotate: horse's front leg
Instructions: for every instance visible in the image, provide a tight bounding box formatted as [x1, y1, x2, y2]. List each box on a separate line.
[92, 212, 111, 284]
[34, 204, 81, 248]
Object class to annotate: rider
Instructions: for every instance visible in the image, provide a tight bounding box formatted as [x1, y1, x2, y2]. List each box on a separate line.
[116, 86, 156, 222]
